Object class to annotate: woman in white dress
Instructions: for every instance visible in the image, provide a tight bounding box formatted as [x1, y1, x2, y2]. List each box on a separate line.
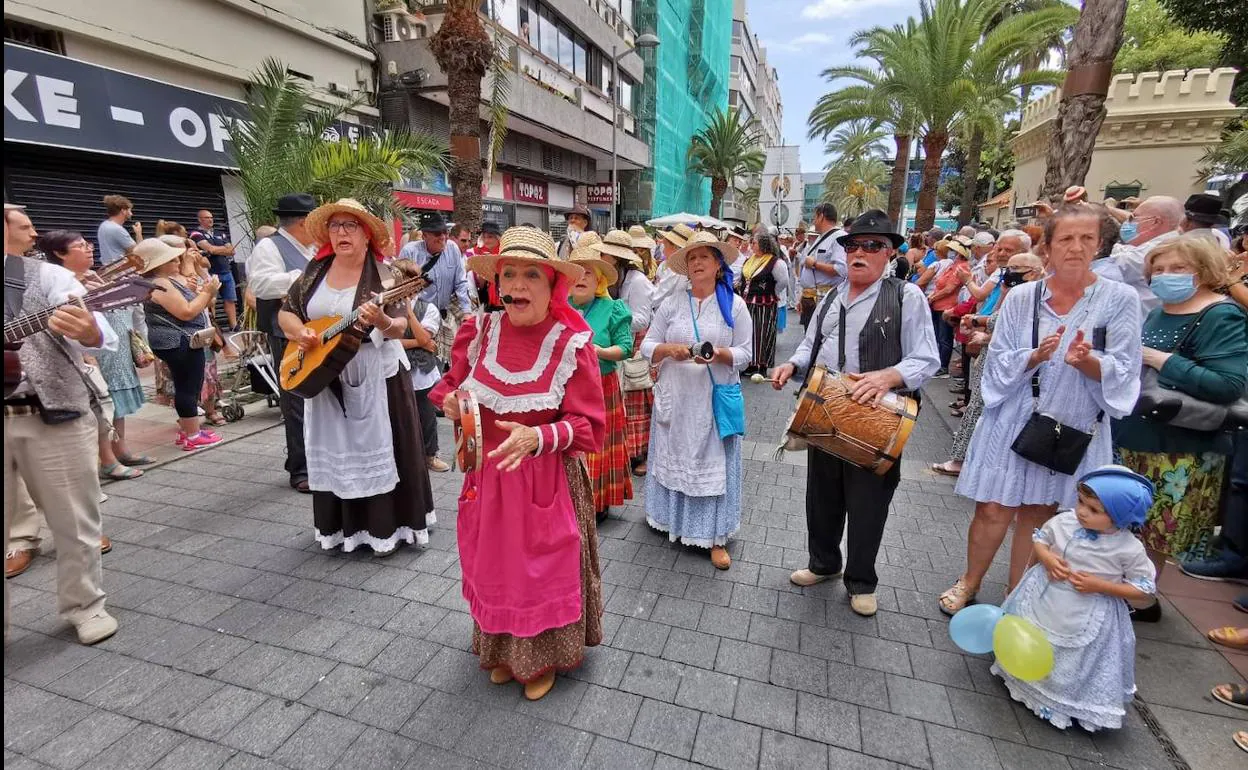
[641, 232, 753, 570]
[278, 199, 434, 555]
[940, 206, 1143, 613]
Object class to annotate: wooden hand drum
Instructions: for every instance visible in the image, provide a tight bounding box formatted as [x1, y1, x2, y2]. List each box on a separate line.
[783, 366, 918, 475]
[453, 389, 483, 473]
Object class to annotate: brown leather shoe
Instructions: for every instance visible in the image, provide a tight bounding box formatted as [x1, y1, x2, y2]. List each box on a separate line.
[710, 546, 731, 570]
[5, 549, 35, 579]
[100, 536, 112, 555]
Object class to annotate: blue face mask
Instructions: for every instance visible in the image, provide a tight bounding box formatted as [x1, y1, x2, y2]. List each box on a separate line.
[1150, 273, 1198, 304]
[1119, 221, 1138, 243]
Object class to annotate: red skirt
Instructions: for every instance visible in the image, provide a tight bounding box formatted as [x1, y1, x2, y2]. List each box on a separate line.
[585, 370, 632, 510]
[623, 329, 653, 459]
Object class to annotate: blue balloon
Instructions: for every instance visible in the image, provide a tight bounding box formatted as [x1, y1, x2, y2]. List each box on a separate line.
[949, 604, 1006, 654]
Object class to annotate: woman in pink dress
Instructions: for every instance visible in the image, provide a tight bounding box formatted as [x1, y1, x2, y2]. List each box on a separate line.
[431, 227, 606, 701]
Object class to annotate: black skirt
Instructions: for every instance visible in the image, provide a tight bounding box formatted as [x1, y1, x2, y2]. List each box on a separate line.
[313, 369, 435, 553]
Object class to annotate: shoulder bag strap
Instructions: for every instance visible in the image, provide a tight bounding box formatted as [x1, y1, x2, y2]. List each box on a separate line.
[5, 255, 28, 320]
[687, 291, 719, 389]
[1172, 300, 1223, 354]
[1030, 283, 1041, 408]
[805, 286, 839, 376]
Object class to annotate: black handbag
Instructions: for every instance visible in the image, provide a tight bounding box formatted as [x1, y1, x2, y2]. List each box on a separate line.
[1010, 287, 1102, 475]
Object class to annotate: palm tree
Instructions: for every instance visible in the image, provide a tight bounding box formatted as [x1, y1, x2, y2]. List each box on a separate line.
[854, 0, 1074, 230]
[229, 58, 446, 232]
[823, 120, 890, 161]
[993, 0, 1071, 104]
[1041, 0, 1127, 198]
[429, 0, 497, 234]
[809, 25, 922, 230]
[823, 155, 891, 219]
[734, 184, 762, 224]
[687, 107, 766, 218]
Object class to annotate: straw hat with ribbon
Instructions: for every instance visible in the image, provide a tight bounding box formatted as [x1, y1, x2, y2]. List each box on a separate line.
[657, 222, 697, 248]
[947, 235, 972, 259]
[665, 231, 740, 276]
[305, 198, 392, 252]
[627, 224, 656, 250]
[568, 231, 616, 284]
[134, 237, 187, 274]
[466, 226, 584, 282]
[593, 229, 643, 266]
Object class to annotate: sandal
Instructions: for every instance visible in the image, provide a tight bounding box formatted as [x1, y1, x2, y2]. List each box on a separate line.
[99, 463, 143, 481]
[938, 579, 978, 616]
[632, 462, 647, 477]
[1235, 595, 1247, 613]
[204, 414, 228, 427]
[930, 461, 962, 477]
[115, 452, 154, 466]
[1235, 731, 1248, 753]
[1212, 683, 1248, 711]
[950, 408, 964, 418]
[1207, 626, 1248, 650]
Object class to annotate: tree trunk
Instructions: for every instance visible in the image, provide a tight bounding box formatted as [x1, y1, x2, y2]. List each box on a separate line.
[1041, 0, 1126, 200]
[958, 126, 984, 227]
[915, 131, 948, 233]
[887, 133, 910, 229]
[430, 1, 494, 234]
[709, 176, 727, 219]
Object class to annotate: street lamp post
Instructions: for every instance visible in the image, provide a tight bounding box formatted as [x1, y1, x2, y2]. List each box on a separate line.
[610, 33, 660, 229]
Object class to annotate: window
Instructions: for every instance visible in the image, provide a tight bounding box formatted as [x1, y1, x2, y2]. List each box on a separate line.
[620, 0, 634, 26]
[4, 19, 65, 53]
[558, 23, 575, 70]
[574, 40, 587, 80]
[731, 56, 741, 74]
[732, 21, 744, 41]
[618, 75, 634, 112]
[1104, 182, 1142, 201]
[538, 9, 558, 60]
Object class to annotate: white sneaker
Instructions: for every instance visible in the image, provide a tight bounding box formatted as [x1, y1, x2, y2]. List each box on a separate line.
[75, 611, 118, 645]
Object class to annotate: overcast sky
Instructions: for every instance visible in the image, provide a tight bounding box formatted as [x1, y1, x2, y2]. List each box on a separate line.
[747, 0, 925, 173]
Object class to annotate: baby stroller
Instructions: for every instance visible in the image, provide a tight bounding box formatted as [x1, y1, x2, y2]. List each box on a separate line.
[217, 331, 280, 422]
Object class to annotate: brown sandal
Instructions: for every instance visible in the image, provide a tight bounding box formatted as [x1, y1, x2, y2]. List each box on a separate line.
[939, 579, 977, 616]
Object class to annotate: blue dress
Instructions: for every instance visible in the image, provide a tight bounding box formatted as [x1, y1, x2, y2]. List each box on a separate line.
[994, 511, 1156, 731]
[96, 307, 146, 420]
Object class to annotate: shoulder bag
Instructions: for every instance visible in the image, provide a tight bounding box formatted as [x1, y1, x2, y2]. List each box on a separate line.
[1009, 285, 1101, 475]
[688, 293, 745, 439]
[1133, 301, 1248, 432]
[620, 353, 654, 392]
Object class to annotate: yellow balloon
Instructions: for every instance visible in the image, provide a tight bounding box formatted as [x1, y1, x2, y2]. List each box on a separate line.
[993, 614, 1054, 682]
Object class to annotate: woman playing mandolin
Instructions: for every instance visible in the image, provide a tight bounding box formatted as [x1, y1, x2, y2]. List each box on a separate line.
[430, 227, 606, 701]
[277, 199, 434, 556]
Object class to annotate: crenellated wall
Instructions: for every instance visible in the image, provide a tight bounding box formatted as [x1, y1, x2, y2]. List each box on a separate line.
[1011, 68, 1241, 207]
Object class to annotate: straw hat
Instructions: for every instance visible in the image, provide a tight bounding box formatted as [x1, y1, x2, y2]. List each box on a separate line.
[946, 235, 972, 259]
[627, 224, 656, 250]
[134, 237, 186, 274]
[593, 229, 643, 265]
[568, 231, 616, 283]
[305, 198, 392, 251]
[467, 226, 584, 281]
[665, 231, 739, 276]
[657, 222, 696, 248]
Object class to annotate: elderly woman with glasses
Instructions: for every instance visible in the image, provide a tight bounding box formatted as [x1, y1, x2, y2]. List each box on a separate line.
[641, 231, 753, 570]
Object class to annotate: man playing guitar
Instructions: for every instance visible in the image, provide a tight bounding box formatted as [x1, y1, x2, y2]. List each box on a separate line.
[4, 203, 120, 645]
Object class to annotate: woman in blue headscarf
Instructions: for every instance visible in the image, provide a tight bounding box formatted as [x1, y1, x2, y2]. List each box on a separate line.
[640, 232, 753, 570]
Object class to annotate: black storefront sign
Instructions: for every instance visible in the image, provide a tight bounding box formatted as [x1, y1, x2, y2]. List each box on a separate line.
[1014, 205, 1038, 219]
[4, 42, 378, 169]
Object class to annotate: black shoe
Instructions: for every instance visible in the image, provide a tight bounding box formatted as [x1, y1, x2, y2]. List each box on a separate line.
[1130, 601, 1162, 623]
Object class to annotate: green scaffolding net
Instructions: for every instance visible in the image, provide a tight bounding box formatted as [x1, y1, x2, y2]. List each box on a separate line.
[621, 0, 730, 223]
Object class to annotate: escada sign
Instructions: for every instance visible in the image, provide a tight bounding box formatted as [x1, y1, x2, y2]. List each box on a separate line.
[3, 43, 378, 169]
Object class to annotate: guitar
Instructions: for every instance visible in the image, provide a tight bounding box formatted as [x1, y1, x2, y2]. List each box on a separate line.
[279, 273, 431, 399]
[94, 252, 145, 283]
[4, 276, 161, 398]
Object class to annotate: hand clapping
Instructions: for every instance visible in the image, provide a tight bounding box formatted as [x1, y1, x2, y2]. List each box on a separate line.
[1028, 324, 1065, 368]
[1064, 329, 1093, 367]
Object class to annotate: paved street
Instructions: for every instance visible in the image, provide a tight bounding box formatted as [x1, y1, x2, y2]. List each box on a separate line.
[4, 324, 1242, 770]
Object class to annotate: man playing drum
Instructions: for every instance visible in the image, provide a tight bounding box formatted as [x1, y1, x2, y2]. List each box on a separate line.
[773, 209, 940, 616]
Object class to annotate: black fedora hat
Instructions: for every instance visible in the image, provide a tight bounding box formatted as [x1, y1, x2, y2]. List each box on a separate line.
[272, 193, 317, 217]
[836, 209, 904, 248]
[1184, 193, 1229, 226]
[420, 211, 449, 233]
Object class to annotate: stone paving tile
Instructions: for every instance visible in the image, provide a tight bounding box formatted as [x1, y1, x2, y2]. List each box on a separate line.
[629, 698, 701, 759]
[570, 684, 643, 741]
[619, 653, 684, 702]
[690, 714, 763, 770]
[673, 666, 739, 718]
[859, 707, 931, 769]
[30, 709, 137, 770]
[271, 710, 364, 770]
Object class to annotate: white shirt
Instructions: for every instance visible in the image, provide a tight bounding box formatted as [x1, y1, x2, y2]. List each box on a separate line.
[247, 228, 317, 301]
[788, 277, 939, 391]
[619, 269, 654, 332]
[1111, 230, 1178, 312]
[651, 262, 688, 311]
[798, 229, 847, 291]
[408, 301, 443, 391]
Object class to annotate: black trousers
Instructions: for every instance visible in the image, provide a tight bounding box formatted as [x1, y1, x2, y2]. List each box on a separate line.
[268, 334, 307, 483]
[413, 384, 439, 457]
[805, 448, 901, 595]
[153, 339, 205, 419]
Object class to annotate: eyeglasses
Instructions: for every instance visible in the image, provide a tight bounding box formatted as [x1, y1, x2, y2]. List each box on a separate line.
[844, 239, 890, 254]
[70, 241, 93, 251]
[327, 220, 361, 233]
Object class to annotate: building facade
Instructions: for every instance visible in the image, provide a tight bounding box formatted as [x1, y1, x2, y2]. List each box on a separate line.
[801, 172, 826, 226]
[618, 0, 730, 224]
[376, 0, 650, 234]
[3, 0, 377, 252]
[720, 0, 782, 226]
[1011, 68, 1241, 214]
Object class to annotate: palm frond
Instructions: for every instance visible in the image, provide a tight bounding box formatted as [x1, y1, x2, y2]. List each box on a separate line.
[485, 21, 512, 183]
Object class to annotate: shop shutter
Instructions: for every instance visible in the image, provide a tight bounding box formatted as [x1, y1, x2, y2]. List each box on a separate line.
[3, 144, 226, 243]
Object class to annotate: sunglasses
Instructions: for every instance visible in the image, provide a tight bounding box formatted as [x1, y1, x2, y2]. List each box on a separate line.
[844, 239, 890, 254]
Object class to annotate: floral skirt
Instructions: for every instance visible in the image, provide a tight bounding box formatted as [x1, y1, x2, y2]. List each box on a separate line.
[584, 371, 632, 511]
[1121, 449, 1226, 560]
[472, 456, 603, 682]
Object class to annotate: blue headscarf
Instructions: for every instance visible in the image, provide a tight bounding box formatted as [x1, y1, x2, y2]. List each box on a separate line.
[715, 252, 736, 328]
[1078, 465, 1155, 530]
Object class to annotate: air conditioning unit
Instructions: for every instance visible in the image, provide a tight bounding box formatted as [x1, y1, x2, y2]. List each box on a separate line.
[379, 9, 426, 42]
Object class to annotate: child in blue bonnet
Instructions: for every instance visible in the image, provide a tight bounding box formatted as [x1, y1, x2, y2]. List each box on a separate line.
[994, 465, 1157, 731]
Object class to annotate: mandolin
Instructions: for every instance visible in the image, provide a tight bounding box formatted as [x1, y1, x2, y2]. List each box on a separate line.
[4, 276, 161, 398]
[279, 273, 431, 399]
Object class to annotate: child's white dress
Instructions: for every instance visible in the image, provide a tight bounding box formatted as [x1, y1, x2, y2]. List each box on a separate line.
[994, 510, 1156, 731]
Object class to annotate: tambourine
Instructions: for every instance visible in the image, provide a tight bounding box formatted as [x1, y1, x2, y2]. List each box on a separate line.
[689, 341, 715, 362]
[453, 389, 483, 473]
